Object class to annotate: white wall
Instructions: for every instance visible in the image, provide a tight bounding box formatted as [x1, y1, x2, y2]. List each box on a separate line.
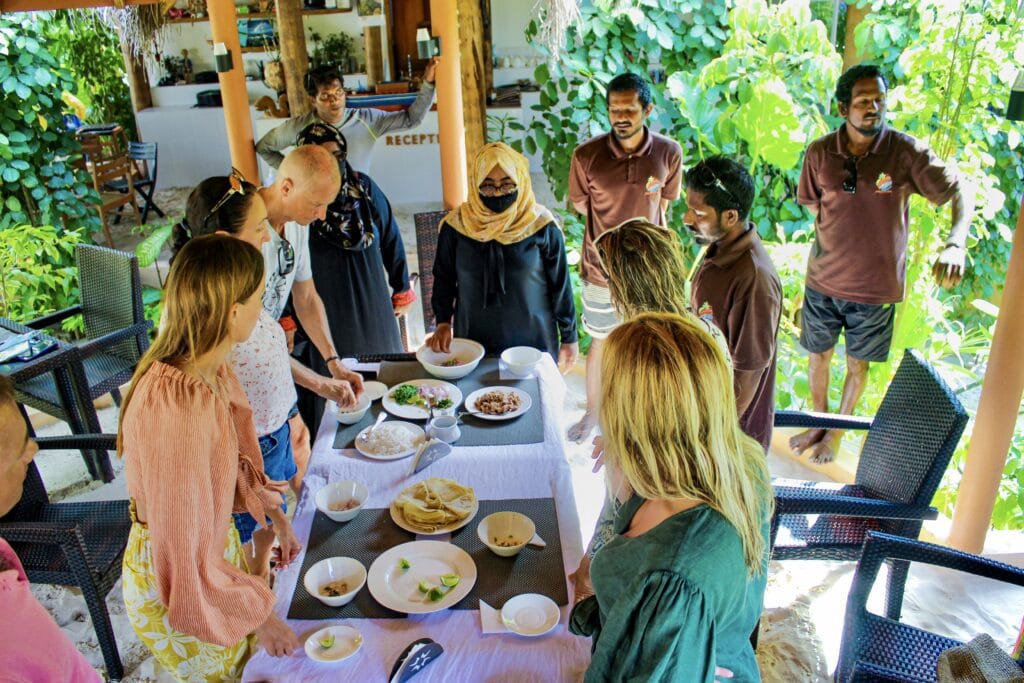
[489, 0, 533, 58]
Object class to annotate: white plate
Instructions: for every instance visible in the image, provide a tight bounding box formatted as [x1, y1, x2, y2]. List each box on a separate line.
[362, 381, 388, 402]
[464, 386, 533, 421]
[383, 379, 463, 420]
[367, 540, 477, 614]
[389, 495, 479, 535]
[500, 593, 560, 637]
[304, 625, 363, 662]
[353, 421, 425, 461]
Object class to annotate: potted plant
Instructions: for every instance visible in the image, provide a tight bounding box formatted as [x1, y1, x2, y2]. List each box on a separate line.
[308, 28, 355, 72]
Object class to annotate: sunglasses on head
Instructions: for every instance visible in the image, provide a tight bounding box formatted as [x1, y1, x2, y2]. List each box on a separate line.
[694, 164, 741, 211]
[206, 168, 248, 225]
[842, 157, 858, 194]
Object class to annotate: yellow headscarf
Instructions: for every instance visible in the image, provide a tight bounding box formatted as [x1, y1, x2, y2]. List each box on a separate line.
[444, 142, 555, 245]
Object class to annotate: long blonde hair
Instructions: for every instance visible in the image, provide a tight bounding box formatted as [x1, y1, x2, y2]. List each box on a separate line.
[117, 234, 264, 452]
[596, 219, 690, 318]
[600, 312, 773, 574]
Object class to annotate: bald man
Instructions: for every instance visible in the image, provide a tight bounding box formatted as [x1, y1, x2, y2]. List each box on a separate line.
[256, 146, 363, 481]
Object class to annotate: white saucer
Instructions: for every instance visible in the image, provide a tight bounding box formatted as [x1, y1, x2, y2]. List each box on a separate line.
[362, 381, 387, 402]
[500, 593, 559, 637]
[304, 624, 363, 662]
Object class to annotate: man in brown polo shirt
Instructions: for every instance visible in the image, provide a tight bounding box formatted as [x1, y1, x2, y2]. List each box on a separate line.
[567, 72, 682, 442]
[792, 64, 973, 463]
[687, 156, 781, 451]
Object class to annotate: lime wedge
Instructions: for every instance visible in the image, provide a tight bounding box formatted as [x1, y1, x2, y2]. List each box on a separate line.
[318, 633, 336, 649]
[428, 587, 445, 602]
[399, 558, 411, 570]
[439, 573, 460, 588]
[418, 580, 432, 594]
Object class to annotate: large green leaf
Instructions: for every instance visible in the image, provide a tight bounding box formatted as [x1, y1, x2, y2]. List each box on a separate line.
[134, 223, 174, 269]
[732, 78, 806, 169]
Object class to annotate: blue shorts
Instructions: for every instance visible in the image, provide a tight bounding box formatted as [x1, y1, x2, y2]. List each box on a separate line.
[232, 413, 297, 544]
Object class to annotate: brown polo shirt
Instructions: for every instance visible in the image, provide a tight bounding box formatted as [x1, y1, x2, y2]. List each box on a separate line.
[569, 127, 682, 286]
[797, 125, 959, 304]
[691, 224, 782, 451]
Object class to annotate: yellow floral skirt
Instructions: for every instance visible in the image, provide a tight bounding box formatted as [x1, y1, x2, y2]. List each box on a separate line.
[122, 501, 256, 683]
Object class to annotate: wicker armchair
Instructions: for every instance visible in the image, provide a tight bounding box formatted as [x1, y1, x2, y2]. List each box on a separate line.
[0, 434, 129, 681]
[836, 531, 1024, 682]
[23, 244, 151, 481]
[770, 350, 968, 621]
[412, 210, 447, 337]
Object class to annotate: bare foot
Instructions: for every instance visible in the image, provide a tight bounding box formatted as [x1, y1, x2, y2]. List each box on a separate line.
[809, 430, 843, 464]
[568, 411, 597, 444]
[789, 428, 826, 454]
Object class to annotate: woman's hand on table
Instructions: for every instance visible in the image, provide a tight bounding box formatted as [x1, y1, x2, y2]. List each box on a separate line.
[255, 613, 299, 657]
[426, 323, 453, 353]
[557, 342, 579, 374]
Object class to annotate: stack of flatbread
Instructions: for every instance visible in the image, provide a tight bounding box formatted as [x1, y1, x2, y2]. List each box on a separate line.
[394, 478, 476, 532]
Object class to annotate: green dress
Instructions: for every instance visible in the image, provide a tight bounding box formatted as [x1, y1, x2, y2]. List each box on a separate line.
[569, 495, 768, 682]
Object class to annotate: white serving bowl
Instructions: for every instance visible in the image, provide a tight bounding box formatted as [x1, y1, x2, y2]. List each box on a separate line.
[477, 511, 536, 558]
[315, 480, 369, 523]
[417, 338, 485, 379]
[328, 393, 371, 425]
[303, 556, 367, 607]
[501, 346, 543, 378]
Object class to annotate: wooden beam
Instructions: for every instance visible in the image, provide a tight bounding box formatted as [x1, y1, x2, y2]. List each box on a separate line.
[429, 0, 468, 208]
[456, 0, 486, 163]
[842, 2, 869, 69]
[276, 0, 310, 118]
[0, 0, 157, 11]
[208, 0, 259, 182]
[120, 34, 153, 113]
[364, 25, 383, 88]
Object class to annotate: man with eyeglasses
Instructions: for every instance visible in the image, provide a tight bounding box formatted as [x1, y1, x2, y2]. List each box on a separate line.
[566, 71, 682, 443]
[685, 156, 781, 453]
[792, 64, 974, 464]
[256, 61, 438, 173]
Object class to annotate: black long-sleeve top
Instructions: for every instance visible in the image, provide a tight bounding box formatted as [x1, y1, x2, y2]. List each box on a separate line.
[431, 220, 578, 356]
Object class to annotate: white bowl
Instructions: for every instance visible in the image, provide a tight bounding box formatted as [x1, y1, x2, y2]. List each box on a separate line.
[417, 338, 485, 379]
[477, 511, 536, 557]
[315, 480, 369, 522]
[328, 393, 371, 425]
[501, 346, 542, 378]
[303, 556, 367, 607]
[501, 593, 560, 637]
[305, 624, 363, 662]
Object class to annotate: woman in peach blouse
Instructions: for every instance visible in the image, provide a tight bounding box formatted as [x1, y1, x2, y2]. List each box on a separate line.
[118, 235, 299, 681]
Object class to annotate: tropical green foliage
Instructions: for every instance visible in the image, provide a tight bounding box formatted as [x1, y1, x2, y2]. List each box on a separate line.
[0, 225, 83, 332]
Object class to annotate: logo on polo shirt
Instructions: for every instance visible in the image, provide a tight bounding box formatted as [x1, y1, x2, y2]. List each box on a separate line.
[698, 301, 714, 319]
[645, 175, 663, 195]
[875, 172, 894, 193]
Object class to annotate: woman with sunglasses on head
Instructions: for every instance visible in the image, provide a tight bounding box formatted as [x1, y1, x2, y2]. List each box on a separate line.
[292, 122, 415, 430]
[570, 312, 772, 682]
[120, 235, 299, 681]
[427, 142, 579, 371]
[171, 175, 305, 584]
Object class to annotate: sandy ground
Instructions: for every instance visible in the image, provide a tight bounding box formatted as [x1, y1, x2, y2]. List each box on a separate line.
[28, 182, 1024, 681]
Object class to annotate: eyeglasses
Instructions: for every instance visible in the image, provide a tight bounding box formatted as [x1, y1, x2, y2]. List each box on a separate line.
[842, 157, 858, 194]
[206, 168, 247, 223]
[479, 181, 517, 196]
[277, 235, 295, 277]
[316, 89, 345, 103]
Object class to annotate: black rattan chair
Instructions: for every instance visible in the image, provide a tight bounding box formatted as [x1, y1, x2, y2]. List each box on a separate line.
[836, 531, 1024, 682]
[109, 141, 164, 224]
[0, 433, 129, 681]
[412, 210, 447, 337]
[23, 244, 151, 481]
[770, 350, 968, 621]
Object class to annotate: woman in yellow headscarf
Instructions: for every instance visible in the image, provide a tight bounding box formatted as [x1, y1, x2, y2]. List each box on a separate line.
[428, 142, 579, 371]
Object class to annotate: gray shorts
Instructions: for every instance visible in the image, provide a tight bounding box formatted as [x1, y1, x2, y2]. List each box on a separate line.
[580, 280, 621, 339]
[799, 286, 895, 362]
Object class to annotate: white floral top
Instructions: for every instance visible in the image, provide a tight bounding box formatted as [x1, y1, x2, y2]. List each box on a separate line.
[232, 310, 296, 436]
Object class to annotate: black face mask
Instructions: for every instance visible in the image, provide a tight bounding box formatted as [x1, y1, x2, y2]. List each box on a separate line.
[479, 190, 518, 214]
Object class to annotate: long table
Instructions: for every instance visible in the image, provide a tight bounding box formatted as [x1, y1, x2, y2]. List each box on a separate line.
[243, 355, 591, 682]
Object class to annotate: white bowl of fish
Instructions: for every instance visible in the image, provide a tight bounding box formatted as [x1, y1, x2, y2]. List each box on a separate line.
[304, 556, 367, 607]
[417, 338, 485, 379]
[327, 393, 371, 425]
[315, 480, 369, 523]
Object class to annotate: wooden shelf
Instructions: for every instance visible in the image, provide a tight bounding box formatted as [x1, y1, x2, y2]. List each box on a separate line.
[167, 8, 351, 24]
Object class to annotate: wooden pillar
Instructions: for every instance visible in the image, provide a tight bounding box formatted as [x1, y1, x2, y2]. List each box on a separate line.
[842, 2, 869, 69]
[429, 0, 468, 209]
[276, 0, 310, 118]
[948, 195, 1024, 553]
[120, 38, 153, 112]
[208, 0, 259, 181]
[364, 26, 384, 88]
[456, 0, 486, 164]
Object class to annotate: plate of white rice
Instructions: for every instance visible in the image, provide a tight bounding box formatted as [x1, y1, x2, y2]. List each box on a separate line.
[354, 421, 425, 461]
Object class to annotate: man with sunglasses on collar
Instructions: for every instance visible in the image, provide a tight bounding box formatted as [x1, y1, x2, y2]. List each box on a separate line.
[256, 60, 438, 174]
[686, 156, 781, 453]
[792, 64, 974, 464]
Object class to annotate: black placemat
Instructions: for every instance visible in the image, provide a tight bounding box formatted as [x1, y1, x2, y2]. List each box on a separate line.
[287, 497, 568, 619]
[332, 358, 544, 449]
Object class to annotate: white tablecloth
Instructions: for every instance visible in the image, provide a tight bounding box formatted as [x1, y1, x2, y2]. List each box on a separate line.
[243, 356, 591, 682]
